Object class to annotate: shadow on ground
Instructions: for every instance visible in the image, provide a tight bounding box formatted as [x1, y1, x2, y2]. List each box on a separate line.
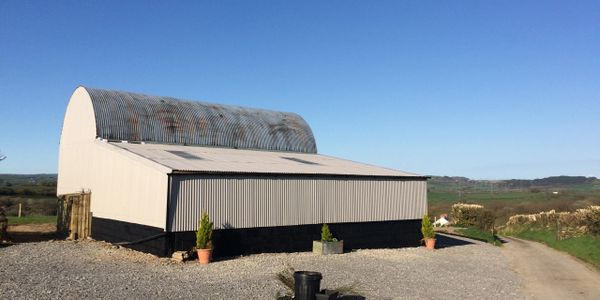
[434, 233, 475, 249]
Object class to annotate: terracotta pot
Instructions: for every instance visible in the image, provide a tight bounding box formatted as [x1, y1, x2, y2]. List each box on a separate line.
[425, 238, 436, 250]
[197, 248, 212, 264]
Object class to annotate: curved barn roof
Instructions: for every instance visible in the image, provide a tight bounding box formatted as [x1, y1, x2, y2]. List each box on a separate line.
[84, 87, 317, 153]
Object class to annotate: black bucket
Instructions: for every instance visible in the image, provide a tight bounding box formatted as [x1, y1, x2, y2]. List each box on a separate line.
[293, 271, 323, 300]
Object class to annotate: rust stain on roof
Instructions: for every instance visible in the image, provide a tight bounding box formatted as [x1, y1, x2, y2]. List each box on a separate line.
[85, 87, 317, 153]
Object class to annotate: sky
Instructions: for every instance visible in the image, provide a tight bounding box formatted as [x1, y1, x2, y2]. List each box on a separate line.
[0, 1, 599, 179]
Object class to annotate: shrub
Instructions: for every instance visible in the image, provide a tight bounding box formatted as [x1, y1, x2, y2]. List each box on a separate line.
[195, 211, 213, 249]
[421, 215, 435, 240]
[476, 209, 496, 232]
[452, 203, 484, 227]
[275, 264, 363, 299]
[504, 206, 600, 238]
[578, 206, 600, 236]
[321, 223, 334, 242]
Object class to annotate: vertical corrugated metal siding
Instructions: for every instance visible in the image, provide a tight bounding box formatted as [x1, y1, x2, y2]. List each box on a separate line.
[168, 175, 427, 231]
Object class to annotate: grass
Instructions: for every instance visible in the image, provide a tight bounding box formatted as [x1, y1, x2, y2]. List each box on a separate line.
[455, 226, 502, 246]
[506, 228, 600, 269]
[428, 190, 551, 204]
[7, 215, 56, 225]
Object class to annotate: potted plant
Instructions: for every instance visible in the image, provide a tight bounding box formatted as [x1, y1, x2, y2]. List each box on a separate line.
[312, 224, 343, 255]
[195, 211, 213, 264]
[421, 214, 436, 250]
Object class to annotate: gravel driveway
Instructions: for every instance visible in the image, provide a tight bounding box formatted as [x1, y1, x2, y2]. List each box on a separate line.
[0, 234, 521, 299]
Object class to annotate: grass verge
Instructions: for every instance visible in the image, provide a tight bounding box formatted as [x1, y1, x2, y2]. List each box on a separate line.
[506, 228, 600, 269]
[7, 215, 56, 225]
[455, 227, 502, 246]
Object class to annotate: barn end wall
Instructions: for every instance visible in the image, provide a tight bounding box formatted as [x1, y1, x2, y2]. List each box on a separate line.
[168, 175, 427, 232]
[87, 142, 169, 229]
[58, 87, 169, 230]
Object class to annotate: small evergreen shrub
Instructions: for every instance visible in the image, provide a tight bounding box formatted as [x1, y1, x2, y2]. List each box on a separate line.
[421, 215, 435, 240]
[321, 223, 334, 242]
[196, 211, 213, 249]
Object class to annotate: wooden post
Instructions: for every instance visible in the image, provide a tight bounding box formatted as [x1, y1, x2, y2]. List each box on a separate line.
[556, 218, 561, 241]
[83, 193, 87, 238]
[18, 203, 22, 218]
[87, 193, 92, 237]
[78, 193, 85, 238]
[69, 196, 80, 240]
[79, 195, 84, 239]
[88, 212, 93, 237]
[82, 193, 89, 239]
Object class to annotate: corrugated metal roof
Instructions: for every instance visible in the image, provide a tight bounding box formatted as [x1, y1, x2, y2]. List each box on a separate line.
[84, 87, 317, 153]
[108, 142, 422, 178]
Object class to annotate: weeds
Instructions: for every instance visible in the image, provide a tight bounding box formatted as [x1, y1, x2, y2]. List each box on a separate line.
[274, 264, 363, 299]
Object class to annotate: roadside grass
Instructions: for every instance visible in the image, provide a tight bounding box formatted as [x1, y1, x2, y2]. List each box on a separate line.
[504, 228, 600, 269]
[7, 215, 56, 225]
[454, 227, 502, 246]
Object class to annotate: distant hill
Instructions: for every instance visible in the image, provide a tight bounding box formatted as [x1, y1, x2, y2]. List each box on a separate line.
[502, 176, 598, 188]
[429, 175, 600, 192]
[0, 174, 57, 197]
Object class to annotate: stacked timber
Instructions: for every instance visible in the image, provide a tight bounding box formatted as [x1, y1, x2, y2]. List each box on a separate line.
[58, 192, 92, 240]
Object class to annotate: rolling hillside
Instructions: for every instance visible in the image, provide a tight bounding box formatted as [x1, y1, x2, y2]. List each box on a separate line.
[428, 176, 600, 224]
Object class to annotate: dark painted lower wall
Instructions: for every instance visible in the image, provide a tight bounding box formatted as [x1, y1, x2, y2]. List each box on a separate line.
[91, 217, 168, 256]
[170, 219, 422, 258]
[92, 217, 421, 258]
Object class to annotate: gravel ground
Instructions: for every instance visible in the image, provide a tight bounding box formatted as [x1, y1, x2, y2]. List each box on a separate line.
[0, 235, 522, 299]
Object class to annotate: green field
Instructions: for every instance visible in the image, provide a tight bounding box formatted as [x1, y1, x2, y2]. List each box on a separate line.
[7, 215, 57, 225]
[428, 177, 600, 225]
[429, 190, 551, 204]
[506, 229, 600, 269]
[1, 174, 58, 217]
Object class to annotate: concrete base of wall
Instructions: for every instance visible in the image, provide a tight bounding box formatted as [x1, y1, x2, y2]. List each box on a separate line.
[92, 218, 422, 258]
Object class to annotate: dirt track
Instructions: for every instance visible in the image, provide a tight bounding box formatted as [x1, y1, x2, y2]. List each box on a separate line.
[502, 236, 600, 300]
[6, 224, 57, 243]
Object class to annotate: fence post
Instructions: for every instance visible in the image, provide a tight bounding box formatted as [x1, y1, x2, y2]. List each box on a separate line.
[555, 218, 561, 241]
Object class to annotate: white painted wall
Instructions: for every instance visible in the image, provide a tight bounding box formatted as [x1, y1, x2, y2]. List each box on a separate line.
[57, 87, 169, 229]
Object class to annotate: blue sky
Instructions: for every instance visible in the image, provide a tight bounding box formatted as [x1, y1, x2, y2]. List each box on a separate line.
[1, 1, 599, 179]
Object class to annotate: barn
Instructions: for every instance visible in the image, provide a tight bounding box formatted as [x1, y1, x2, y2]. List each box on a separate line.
[57, 87, 428, 257]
